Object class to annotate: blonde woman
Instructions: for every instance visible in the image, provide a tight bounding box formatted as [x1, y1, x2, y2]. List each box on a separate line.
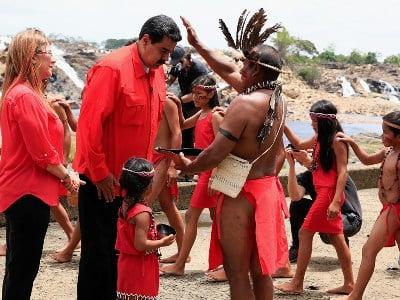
[0, 29, 84, 299]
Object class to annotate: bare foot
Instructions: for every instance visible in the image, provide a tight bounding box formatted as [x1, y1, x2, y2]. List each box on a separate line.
[329, 297, 349, 300]
[159, 263, 185, 276]
[55, 241, 81, 253]
[0, 244, 6, 256]
[327, 284, 353, 295]
[274, 281, 303, 294]
[272, 265, 294, 278]
[159, 253, 191, 264]
[50, 251, 73, 263]
[205, 267, 228, 282]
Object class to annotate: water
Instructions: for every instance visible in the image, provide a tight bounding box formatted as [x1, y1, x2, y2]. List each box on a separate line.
[337, 76, 357, 97]
[285, 115, 381, 143]
[358, 78, 371, 93]
[379, 79, 400, 103]
[51, 45, 85, 90]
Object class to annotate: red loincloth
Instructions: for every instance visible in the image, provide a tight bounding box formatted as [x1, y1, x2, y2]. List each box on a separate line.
[380, 203, 400, 247]
[217, 176, 289, 275]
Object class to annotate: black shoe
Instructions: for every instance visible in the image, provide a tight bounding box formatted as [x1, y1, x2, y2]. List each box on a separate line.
[289, 246, 298, 263]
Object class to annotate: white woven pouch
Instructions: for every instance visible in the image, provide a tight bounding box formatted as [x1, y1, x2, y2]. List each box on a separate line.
[211, 153, 252, 198]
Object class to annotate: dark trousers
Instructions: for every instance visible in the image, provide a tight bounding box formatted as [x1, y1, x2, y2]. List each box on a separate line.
[181, 128, 194, 148]
[289, 198, 313, 248]
[77, 175, 122, 300]
[2, 195, 50, 300]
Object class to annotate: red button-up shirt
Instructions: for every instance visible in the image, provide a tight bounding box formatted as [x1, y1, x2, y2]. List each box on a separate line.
[73, 43, 166, 186]
[0, 83, 63, 212]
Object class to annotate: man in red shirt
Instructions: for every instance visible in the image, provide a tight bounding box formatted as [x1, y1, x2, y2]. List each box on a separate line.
[73, 15, 181, 299]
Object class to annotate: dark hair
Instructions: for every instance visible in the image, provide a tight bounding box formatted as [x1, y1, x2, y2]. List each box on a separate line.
[383, 111, 400, 137]
[245, 44, 282, 80]
[139, 15, 182, 44]
[119, 157, 154, 210]
[310, 99, 346, 171]
[191, 74, 220, 108]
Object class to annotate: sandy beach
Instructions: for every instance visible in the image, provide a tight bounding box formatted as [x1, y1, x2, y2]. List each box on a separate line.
[0, 187, 399, 299]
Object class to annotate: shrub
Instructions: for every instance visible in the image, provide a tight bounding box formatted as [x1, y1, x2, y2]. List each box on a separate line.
[297, 66, 321, 86]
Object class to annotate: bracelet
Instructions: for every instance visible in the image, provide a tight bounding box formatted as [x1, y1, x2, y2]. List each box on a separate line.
[60, 173, 71, 183]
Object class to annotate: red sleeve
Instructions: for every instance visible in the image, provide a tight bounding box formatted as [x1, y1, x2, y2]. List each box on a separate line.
[77, 65, 119, 182]
[12, 93, 61, 169]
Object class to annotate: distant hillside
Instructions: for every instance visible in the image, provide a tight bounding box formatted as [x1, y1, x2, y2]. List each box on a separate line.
[0, 38, 399, 120]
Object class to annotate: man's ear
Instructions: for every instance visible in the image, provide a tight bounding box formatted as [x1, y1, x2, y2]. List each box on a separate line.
[252, 63, 262, 77]
[142, 34, 151, 45]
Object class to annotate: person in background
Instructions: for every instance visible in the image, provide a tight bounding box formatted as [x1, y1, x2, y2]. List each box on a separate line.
[0, 28, 83, 300]
[72, 15, 181, 299]
[160, 75, 223, 276]
[49, 96, 77, 244]
[284, 146, 362, 263]
[167, 45, 209, 150]
[116, 157, 175, 300]
[49, 96, 81, 262]
[145, 93, 185, 264]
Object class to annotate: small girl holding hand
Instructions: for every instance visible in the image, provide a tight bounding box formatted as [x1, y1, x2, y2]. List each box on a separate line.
[116, 157, 175, 300]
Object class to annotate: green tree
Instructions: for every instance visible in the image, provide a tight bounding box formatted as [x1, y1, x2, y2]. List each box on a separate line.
[271, 27, 318, 64]
[297, 66, 321, 86]
[272, 28, 295, 61]
[347, 50, 364, 64]
[384, 55, 400, 65]
[104, 38, 133, 49]
[316, 45, 338, 62]
[364, 52, 378, 64]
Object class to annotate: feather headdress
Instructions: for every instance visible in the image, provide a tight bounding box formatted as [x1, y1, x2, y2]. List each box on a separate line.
[219, 8, 281, 54]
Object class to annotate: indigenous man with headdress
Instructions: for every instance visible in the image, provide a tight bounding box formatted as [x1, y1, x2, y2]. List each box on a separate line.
[176, 9, 289, 299]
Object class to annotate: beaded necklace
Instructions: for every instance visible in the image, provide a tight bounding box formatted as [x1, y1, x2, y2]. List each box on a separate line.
[242, 81, 283, 146]
[242, 80, 280, 95]
[379, 147, 400, 202]
[310, 140, 319, 172]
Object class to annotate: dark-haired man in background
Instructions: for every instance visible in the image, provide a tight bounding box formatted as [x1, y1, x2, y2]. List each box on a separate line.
[167, 45, 208, 149]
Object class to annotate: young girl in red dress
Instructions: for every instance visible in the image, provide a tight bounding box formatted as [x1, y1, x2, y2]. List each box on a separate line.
[160, 74, 223, 276]
[116, 157, 175, 300]
[276, 99, 354, 295]
[332, 111, 400, 300]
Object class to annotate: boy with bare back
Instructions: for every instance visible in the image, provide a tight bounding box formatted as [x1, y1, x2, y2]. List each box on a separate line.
[333, 111, 400, 300]
[146, 94, 185, 263]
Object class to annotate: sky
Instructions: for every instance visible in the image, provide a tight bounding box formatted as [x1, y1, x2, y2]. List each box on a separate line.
[1, 0, 399, 59]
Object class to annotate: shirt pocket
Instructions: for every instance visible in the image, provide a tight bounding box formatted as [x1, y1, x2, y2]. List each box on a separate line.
[158, 91, 166, 121]
[120, 92, 146, 126]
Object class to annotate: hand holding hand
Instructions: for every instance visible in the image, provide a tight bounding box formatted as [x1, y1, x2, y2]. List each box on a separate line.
[95, 173, 119, 203]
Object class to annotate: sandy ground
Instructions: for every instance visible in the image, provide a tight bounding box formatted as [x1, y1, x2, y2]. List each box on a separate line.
[0, 188, 399, 299]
